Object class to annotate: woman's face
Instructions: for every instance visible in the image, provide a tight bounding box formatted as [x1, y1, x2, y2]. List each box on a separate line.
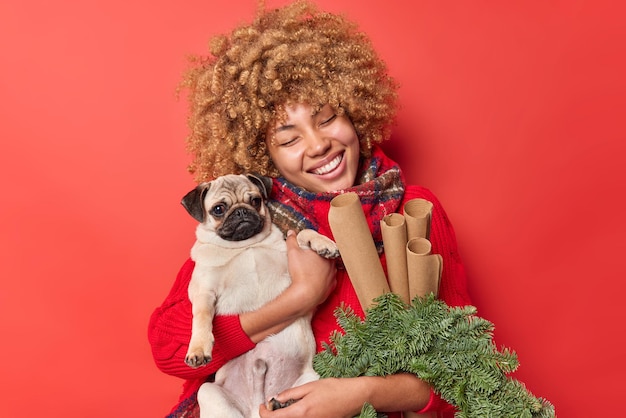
[266, 104, 360, 193]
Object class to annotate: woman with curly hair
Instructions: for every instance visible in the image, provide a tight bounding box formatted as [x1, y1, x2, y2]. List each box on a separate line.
[148, 1, 472, 417]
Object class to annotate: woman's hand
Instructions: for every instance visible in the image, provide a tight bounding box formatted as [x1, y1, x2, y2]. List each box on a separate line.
[259, 378, 365, 418]
[258, 374, 432, 418]
[284, 230, 337, 311]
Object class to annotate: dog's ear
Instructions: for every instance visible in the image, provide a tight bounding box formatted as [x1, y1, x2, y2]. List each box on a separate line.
[246, 173, 273, 200]
[181, 183, 211, 222]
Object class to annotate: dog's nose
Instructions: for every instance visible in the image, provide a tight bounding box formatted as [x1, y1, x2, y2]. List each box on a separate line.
[234, 207, 252, 219]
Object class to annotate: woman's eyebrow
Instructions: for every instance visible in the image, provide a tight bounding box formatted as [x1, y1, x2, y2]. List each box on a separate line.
[274, 123, 295, 133]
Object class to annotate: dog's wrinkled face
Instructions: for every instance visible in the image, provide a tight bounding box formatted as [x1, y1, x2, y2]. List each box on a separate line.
[181, 174, 273, 242]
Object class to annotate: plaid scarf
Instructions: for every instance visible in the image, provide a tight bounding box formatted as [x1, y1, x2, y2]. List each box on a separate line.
[166, 392, 199, 418]
[267, 146, 406, 252]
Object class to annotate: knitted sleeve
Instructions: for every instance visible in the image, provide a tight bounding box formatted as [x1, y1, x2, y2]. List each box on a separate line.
[147, 258, 256, 380]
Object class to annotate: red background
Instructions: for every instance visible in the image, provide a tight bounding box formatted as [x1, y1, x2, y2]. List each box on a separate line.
[1, 0, 624, 416]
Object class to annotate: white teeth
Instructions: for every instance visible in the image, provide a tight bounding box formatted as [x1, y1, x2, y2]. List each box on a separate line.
[312, 155, 342, 175]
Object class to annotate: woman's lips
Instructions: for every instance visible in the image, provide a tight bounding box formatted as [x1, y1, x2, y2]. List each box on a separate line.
[310, 153, 343, 175]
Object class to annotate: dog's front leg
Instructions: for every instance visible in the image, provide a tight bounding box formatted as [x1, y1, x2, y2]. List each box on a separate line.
[185, 283, 217, 368]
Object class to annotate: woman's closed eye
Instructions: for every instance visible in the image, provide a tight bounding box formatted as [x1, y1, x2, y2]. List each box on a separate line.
[277, 136, 300, 147]
[320, 114, 337, 126]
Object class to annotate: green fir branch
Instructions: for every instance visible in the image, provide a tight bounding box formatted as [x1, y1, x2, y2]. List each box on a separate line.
[313, 293, 555, 418]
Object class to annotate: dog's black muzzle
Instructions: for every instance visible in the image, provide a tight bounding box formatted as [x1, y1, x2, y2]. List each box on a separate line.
[218, 207, 265, 241]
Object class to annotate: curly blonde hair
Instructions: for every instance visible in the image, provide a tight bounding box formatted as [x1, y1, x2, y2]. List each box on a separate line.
[181, 0, 399, 182]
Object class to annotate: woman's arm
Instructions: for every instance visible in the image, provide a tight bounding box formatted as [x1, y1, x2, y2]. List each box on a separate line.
[259, 373, 433, 418]
[148, 231, 336, 378]
[241, 230, 337, 342]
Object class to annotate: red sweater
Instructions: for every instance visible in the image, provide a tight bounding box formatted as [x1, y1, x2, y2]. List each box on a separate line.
[148, 185, 472, 416]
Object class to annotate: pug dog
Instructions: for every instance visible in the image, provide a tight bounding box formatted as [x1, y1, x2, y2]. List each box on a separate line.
[181, 173, 339, 418]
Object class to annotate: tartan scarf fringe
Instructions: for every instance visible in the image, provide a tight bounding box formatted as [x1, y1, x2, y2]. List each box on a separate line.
[166, 392, 199, 418]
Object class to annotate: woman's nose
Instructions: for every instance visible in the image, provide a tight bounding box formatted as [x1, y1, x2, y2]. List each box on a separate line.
[305, 132, 331, 156]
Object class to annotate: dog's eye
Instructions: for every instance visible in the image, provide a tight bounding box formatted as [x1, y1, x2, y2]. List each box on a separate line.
[250, 197, 262, 209]
[210, 204, 227, 218]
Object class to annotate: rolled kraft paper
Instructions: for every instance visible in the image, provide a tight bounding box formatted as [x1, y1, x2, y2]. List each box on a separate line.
[380, 213, 410, 304]
[328, 193, 390, 310]
[403, 198, 433, 240]
[406, 238, 442, 299]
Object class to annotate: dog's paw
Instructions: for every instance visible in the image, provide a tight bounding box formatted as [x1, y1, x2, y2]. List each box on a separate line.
[296, 229, 340, 259]
[185, 346, 212, 368]
[267, 398, 297, 411]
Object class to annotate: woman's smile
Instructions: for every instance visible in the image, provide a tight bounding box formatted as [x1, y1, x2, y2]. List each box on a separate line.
[310, 152, 343, 175]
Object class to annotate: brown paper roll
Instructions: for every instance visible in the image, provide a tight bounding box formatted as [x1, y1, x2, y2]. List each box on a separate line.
[406, 238, 442, 299]
[403, 198, 433, 240]
[381, 213, 410, 304]
[328, 193, 390, 310]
